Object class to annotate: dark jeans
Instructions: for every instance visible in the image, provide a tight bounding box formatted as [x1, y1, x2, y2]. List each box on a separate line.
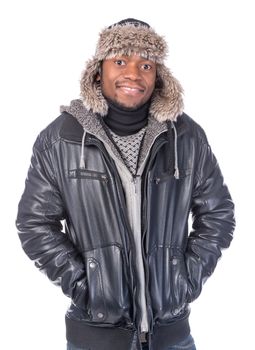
[67, 334, 196, 350]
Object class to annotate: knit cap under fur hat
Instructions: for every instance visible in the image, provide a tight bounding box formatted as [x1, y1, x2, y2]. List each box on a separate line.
[80, 18, 184, 122]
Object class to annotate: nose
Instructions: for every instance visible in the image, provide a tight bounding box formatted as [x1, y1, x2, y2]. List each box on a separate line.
[124, 63, 140, 80]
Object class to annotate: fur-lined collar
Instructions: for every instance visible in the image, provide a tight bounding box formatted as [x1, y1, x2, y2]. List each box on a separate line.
[60, 99, 169, 171]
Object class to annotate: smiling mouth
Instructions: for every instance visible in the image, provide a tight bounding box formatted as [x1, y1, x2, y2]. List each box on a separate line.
[117, 85, 145, 94]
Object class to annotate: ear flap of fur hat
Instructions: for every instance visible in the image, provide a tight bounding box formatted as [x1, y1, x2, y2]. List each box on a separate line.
[80, 19, 184, 121]
[150, 64, 184, 122]
[80, 58, 108, 116]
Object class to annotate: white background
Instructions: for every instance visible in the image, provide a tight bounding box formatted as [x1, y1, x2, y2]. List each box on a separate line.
[0, 0, 254, 349]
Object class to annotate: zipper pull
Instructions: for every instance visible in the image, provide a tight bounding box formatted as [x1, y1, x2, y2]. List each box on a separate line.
[132, 176, 139, 194]
[155, 177, 160, 184]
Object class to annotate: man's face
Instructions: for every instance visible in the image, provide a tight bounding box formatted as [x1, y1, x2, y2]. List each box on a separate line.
[100, 54, 157, 110]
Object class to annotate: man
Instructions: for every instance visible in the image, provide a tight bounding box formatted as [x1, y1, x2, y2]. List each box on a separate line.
[16, 18, 235, 350]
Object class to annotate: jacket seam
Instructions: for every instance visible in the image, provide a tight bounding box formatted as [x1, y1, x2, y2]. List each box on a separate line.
[193, 136, 209, 194]
[34, 139, 61, 187]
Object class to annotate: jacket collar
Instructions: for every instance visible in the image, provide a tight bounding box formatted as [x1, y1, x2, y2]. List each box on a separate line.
[60, 99, 186, 142]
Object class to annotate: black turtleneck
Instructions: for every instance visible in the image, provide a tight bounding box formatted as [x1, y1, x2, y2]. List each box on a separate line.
[103, 100, 150, 136]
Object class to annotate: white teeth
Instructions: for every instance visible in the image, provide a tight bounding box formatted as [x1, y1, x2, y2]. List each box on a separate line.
[124, 87, 137, 90]
[118, 86, 143, 95]
[122, 87, 141, 92]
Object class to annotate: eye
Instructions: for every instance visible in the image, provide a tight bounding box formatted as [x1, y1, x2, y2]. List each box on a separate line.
[141, 63, 153, 71]
[114, 59, 126, 66]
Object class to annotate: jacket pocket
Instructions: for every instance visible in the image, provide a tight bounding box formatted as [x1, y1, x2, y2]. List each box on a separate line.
[82, 244, 131, 324]
[68, 169, 109, 182]
[148, 246, 188, 320]
[152, 169, 191, 184]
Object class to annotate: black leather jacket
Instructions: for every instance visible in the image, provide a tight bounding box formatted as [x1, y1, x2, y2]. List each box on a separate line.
[16, 111, 235, 350]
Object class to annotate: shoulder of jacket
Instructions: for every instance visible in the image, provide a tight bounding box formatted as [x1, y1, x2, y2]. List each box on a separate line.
[34, 112, 71, 152]
[177, 112, 208, 144]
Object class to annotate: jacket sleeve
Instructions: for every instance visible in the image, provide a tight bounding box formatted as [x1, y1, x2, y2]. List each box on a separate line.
[16, 135, 87, 308]
[185, 136, 235, 303]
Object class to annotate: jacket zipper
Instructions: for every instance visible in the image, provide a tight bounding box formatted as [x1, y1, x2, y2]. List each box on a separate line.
[86, 137, 140, 328]
[83, 134, 169, 337]
[141, 137, 168, 342]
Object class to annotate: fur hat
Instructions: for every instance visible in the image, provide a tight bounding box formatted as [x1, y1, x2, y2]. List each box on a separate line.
[80, 18, 184, 122]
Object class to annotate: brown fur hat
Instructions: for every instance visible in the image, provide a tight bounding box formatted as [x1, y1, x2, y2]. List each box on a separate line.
[80, 18, 184, 122]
